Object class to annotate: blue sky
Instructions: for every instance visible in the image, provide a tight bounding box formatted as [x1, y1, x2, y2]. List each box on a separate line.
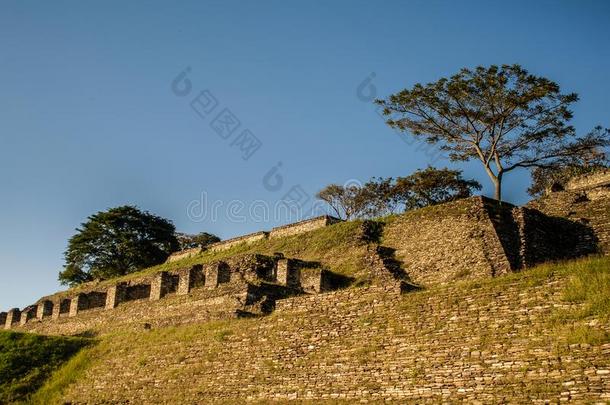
[1, 0, 609, 309]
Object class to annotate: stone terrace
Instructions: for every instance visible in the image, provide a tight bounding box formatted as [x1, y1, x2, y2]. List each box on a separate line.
[7, 253, 342, 334]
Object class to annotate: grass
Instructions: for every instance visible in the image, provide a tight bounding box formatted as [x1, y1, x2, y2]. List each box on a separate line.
[0, 331, 91, 404]
[29, 346, 96, 405]
[561, 256, 610, 320]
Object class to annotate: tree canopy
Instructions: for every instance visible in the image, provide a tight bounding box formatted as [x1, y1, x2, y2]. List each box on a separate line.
[394, 166, 481, 210]
[316, 167, 480, 219]
[176, 232, 221, 250]
[376, 64, 609, 201]
[59, 206, 179, 286]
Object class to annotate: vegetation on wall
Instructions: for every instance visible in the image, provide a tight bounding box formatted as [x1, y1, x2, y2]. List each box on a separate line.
[176, 232, 221, 250]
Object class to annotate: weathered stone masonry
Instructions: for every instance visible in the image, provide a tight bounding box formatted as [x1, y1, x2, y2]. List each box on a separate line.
[10, 254, 342, 334]
[60, 277, 610, 403]
[528, 169, 610, 255]
[3, 308, 20, 329]
[5, 173, 608, 332]
[166, 215, 343, 258]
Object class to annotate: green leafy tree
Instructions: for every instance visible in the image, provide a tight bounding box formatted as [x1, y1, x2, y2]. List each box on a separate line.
[59, 206, 179, 286]
[176, 232, 221, 250]
[377, 64, 609, 201]
[394, 166, 481, 210]
[528, 128, 609, 197]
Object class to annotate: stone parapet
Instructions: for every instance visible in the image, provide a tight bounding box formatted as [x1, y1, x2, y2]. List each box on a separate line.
[269, 215, 342, 239]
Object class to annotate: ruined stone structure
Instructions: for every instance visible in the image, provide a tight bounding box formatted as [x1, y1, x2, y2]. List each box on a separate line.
[166, 246, 202, 262]
[5, 253, 347, 334]
[528, 168, 610, 254]
[59, 271, 610, 403]
[4, 172, 608, 334]
[167, 215, 342, 258]
[269, 215, 343, 239]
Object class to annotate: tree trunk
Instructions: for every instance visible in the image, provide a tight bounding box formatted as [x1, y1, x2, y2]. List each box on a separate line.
[494, 174, 503, 202]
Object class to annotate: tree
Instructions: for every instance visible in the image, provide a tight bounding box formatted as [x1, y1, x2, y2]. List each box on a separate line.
[316, 167, 479, 219]
[315, 184, 370, 220]
[528, 129, 609, 196]
[394, 166, 481, 210]
[376, 64, 609, 201]
[176, 232, 221, 250]
[59, 206, 179, 286]
[361, 177, 400, 217]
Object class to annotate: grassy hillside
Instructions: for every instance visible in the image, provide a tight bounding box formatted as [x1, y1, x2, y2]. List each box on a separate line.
[0, 331, 90, 404]
[33, 255, 610, 403]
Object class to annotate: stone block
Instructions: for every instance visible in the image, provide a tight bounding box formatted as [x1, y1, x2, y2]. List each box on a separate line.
[177, 265, 204, 295]
[36, 300, 53, 319]
[53, 298, 71, 320]
[150, 272, 178, 301]
[125, 284, 152, 301]
[20, 306, 38, 326]
[0, 312, 6, 327]
[4, 308, 21, 329]
[276, 259, 301, 288]
[68, 291, 106, 317]
[69, 294, 84, 317]
[299, 268, 335, 293]
[105, 283, 127, 309]
[205, 262, 230, 289]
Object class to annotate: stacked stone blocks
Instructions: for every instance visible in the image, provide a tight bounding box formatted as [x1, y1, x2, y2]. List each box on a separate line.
[177, 264, 204, 295]
[36, 300, 53, 319]
[20, 306, 37, 326]
[4, 308, 20, 329]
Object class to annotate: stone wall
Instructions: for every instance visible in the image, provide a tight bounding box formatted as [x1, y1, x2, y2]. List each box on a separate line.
[11, 255, 339, 335]
[5, 192, 606, 334]
[528, 173, 610, 254]
[69, 291, 107, 317]
[59, 271, 609, 403]
[269, 215, 342, 239]
[207, 231, 268, 252]
[512, 207, 598, 267]
[167, 216, 342, 260]
[20, 283, 254, 336]
[565, 168, 610, 191]
[20, 305, 37, 325]
[382, 197, 514, 286]
[167, 246, 202, 262]
[36, 300, 53, 319]
[4, 308, 20, 329]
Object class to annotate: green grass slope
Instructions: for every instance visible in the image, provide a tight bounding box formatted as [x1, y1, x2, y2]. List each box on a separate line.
[0, 331, 90, 404]
[35, 255, 610, 403]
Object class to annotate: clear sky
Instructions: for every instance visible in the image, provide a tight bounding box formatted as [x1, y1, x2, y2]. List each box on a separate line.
[1, 0, 609, 310]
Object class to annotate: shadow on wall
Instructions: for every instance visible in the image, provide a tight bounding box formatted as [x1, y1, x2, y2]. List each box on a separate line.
[485, 199, 599, 270]
[519, 212, 599, 267]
